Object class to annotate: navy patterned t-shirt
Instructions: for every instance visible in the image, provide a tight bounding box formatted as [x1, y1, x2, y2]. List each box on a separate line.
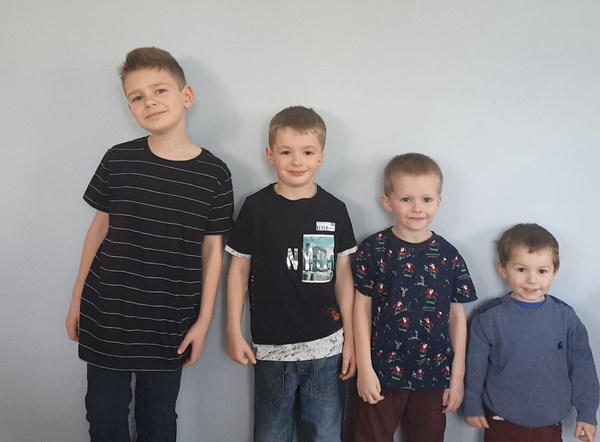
[353, 229, 477, 390]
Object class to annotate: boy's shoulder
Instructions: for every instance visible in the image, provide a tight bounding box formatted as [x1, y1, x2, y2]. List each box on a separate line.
[474, 296, 506, 316]
[103, 137, 147, 157]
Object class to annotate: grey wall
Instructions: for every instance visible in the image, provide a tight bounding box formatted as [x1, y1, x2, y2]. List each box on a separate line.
[2, 1, 599, 441]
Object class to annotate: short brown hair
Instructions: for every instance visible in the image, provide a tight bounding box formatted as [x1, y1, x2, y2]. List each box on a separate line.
[383, 153, 443, 196]
[497, 223, 560, 270]
[119, 47, 186, 88]
[268, 106, 326, 149]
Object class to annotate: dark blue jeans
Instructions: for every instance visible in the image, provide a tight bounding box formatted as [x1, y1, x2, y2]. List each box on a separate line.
[85, 364, 182, 442]
[254, 355, 343, 442]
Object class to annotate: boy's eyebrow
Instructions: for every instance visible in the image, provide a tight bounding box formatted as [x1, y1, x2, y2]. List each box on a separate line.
[125, 83, 169, 99]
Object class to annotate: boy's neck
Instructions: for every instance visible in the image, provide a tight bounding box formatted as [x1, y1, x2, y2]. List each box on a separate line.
[148, 131, 201, 161]
[274, 182, 317, 201]
[391, 225, 433, 244]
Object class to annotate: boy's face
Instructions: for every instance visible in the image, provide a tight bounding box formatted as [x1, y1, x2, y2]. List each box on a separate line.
[123, 68, 193, 136]
[266, 127, 324, 195]
[381, 172, 441, 242]
[498, 246, 557, 303]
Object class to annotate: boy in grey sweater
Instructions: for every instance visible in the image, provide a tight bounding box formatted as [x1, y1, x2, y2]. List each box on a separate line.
[463, 223, 599, 442]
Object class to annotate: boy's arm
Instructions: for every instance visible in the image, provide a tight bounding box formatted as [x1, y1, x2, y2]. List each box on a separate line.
[463, 312, 491, 427]
[226, 255, 256, 365]
[443, 302, 467, 413]
[569, 314, 600, 435]
[65, 210, 109, 341]
[335, 254, 356, 380]
[177, 234, 224, 368]
[354, 289, 384, 404]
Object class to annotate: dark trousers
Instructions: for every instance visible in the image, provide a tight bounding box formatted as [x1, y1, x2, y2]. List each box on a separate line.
[85, 364, 182, 442]
[350, 389, 446, 442]
[485, 415, 562, 442]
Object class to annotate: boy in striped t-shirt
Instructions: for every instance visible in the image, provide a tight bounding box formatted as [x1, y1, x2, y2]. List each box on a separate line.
[65, 47, 234, 441]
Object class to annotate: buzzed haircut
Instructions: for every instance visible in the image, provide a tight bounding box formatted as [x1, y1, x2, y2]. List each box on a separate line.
[268, 106, 326, 149]
[383, 153, 443, 196]
[119, 47, 186, 88]
[497, 223, 560, 270]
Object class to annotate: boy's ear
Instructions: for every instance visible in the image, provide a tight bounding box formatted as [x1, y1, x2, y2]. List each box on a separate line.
[265, 147, 274, 165]
[380, 194, 392, 212]
[183, 85, 194, 108]
[497, 261, 508, 279]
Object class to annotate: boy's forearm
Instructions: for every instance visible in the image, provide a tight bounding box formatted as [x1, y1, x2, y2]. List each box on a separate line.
[227, 256, 251, 336]
[449, 303, 467, 379]
[334, 255, 355, 340]
[72, 211, 109, 299]
[353, 291, 374, 370]
[194, 235, 224, 328]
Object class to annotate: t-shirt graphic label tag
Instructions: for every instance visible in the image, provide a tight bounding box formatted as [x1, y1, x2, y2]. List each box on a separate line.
[316, 221, 336, 232]
[302, 234, 334, 283]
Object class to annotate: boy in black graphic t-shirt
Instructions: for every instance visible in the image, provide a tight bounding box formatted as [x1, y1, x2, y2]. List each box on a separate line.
[226, 106, 357, 441]
[65, 47, 233, 441]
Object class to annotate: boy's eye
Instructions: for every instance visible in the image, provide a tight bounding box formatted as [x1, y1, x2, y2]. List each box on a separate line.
[516, 267, 525, 272]
[156, 88, 167, 95]
[130, 96, 142, 103]
[539, 269, 548, 275]
[304, 151, 315, 156]
[400, 197, 411, 203]
[280, 150, 290, 155]
[423, 197, 433, 203]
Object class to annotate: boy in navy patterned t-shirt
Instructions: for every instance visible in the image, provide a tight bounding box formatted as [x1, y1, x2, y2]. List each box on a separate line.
[351, 153, 477, 442]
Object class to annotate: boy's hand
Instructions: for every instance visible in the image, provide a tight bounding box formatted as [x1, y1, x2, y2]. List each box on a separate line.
[464, 416, 489, 429]
[177, 322, 208, 368]
[340, 339, 356, 380]
[575, 422, 596, 442]
[442, 378, 464, 413]
[357, 367, 384, 404]
[227, 333, 256, 365]
[65, 298, 81, 341]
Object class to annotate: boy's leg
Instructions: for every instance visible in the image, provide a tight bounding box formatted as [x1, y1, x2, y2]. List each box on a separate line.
[254, 360, 298, 442]
[134, 369, 182, 442]
[484, 416, 562, 442]
[85, 364, 132, 442]
[297, 355, 343, 442]
[403, 390, 446, 442]
[350, 389, 408, 442]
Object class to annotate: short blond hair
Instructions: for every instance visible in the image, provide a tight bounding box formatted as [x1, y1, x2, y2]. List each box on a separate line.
[268, 106, 326, 149]
[383, 153, 443, 196]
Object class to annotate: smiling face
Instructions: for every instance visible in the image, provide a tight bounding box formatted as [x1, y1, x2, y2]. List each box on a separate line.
[123, 68, 193, 136]
[381, 172, 441, 243]
[499, 245, 557, 302]
[266, 127, 324, 199]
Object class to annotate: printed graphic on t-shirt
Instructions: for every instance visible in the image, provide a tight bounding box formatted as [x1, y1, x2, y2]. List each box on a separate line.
[301, 234, 334, 283]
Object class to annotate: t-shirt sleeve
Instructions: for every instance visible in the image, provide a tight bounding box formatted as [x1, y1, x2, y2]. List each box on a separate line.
[352, 237, 376, 297]
[225, 197, 253, 258]
[83, 151, 110, 212]
[205, 165, 234, 235]
[449, 252, 477, 303]
[336, 203, 357, 257]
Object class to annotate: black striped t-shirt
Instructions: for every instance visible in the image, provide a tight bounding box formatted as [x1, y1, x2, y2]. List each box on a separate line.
[78, 137, 234, 371]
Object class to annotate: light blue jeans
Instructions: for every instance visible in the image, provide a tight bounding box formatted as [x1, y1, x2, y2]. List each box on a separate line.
[253, 355, 343, 442]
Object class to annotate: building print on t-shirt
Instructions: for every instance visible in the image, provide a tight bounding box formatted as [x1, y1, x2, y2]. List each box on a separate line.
[285, 234, 335, 283]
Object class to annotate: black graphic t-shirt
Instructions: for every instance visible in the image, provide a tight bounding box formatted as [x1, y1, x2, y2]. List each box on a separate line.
[226, 184, 357, 345]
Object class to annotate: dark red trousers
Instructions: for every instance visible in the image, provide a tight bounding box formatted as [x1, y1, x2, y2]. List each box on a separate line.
[350, 389, 446, 442]
[485, 415, 562, 442]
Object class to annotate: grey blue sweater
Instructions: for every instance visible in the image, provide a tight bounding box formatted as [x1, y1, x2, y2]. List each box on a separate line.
[463, 294, 599, 427]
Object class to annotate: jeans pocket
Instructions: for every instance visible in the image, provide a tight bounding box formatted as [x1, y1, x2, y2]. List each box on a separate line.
[310, 355, 342, 399]
[254, 360, 285, 403]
